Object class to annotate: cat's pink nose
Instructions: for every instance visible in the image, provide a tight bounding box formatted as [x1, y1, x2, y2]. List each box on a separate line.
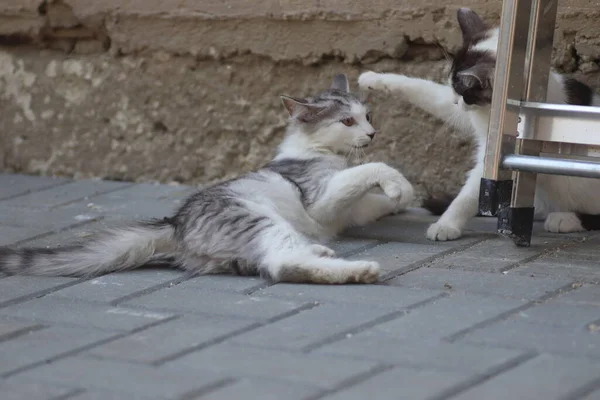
[367, 132, 376, 140]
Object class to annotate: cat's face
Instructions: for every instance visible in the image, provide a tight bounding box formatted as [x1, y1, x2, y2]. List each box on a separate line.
[450, 8, 498, 109]
[281, 74, 376, 154]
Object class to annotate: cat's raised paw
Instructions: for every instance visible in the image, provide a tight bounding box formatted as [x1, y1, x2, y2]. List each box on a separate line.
[426, 222, 462, 241]
[358, 71, 386, 92]
[544, 212, 585, 233]
[309, 244, 336, 258]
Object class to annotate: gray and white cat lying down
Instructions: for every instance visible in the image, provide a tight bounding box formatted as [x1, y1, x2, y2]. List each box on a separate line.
[0, 74, 414, 284]
[359, 7, 600, 241]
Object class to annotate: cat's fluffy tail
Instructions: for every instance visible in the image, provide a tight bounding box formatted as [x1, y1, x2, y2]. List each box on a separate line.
[0, 218, 178, 277]
[421, 194, 455, 216]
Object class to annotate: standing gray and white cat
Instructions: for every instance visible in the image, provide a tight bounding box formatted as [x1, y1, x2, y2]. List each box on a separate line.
[0, 74, 414, 284]
[359, 8, 600, 241]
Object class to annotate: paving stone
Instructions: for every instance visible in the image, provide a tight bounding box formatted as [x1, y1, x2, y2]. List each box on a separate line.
[343, 215, 489, 247]
[124, 286, 309, 320]
[0, 380, 79, 400]
[579, 389, 600, 400]
[49, 269, 184, 304]
[511, 302, 600, 328]
[15, 356, 227, 399]
[0, 320, 43, 341]
[0, 326, 115, 376]
[0, 276, 76, 306]
[516, 258, 600, 284]
[202, 378, 321, 400]
[58, 183, 193, 222]
[85, 315, 256, 363]
[0, 297, 174, 332]
[20, 220, 111, 248]
[96, 182, 194, 202]
[452, 354, 600, 400]
[0, 174, 70, 201]
[257, 283, 442, 307]
[553, 284, 600, 306]
[166, 343, 380, 389]
[316, 335, 526, 373]
[388, 268, 571, 300]
[0, 225, 48, 246]
[351, 292, 525, 341]
[320, 366, 471, 400]
[463, 319, 600, 357]
[0, 180, 131, 210]
[347, 242, 448, 274]
[2, 175, 600, 398]
[325, 238, 381, 257]
[229, 303, 401, 351]
[175, 275, 264, 295]
[64, 389, 162, 400]
[0, 204, 102, 232]
[425, 236, 569, 272]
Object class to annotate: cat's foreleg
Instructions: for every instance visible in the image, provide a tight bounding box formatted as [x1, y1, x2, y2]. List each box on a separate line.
[426, 148, 484, 241]
[309, 163, 414, 226]
[358, 72, 467, 126]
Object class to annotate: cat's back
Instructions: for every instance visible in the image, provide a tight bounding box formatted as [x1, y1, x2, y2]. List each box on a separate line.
[263, 155, 345, 204]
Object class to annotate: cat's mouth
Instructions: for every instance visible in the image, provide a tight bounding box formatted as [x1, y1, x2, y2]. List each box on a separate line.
[353, 144, 369, 149]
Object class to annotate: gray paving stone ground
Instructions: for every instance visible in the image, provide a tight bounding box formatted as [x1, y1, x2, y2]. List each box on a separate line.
[0, 173, 599, 399]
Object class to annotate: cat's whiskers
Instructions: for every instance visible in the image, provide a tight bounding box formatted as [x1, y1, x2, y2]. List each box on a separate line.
[436, 42, 452, 62]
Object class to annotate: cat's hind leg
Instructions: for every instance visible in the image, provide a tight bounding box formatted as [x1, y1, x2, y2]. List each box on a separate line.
[265, 252, 380, 284]
[256, 223, 379, 284]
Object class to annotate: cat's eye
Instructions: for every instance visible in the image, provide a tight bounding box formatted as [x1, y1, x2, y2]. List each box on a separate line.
[341, 117, 355, 126]
[366, 112, 373, 123]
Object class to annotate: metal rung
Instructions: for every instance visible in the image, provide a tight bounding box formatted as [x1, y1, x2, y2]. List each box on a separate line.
[502, 154, 600, 178]
[512, 101, 600, 146]
[509, 100, 600, 116]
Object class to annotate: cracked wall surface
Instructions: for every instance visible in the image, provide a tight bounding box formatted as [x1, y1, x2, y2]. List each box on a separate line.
[1, 0, 600, 200]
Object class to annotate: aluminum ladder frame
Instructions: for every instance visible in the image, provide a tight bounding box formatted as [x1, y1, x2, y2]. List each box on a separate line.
[479, 0, 600, 247]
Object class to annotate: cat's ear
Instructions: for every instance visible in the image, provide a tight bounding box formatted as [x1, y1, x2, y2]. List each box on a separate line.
[280, 95, 328, 121]
[280, 95, 308, 116]
[457, 8, 488, 42]
[330, 74, 350, 92]
[457, 65, 491, 88]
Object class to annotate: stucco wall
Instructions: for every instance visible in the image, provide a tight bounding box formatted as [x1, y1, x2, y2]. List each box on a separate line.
[1, 0, 600, 200]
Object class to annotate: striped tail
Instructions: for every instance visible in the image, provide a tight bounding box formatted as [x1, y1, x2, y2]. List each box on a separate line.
[0, 219, 178, 277]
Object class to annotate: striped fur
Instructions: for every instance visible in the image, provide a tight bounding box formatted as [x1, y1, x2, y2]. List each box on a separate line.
[0, 74, 414, 284]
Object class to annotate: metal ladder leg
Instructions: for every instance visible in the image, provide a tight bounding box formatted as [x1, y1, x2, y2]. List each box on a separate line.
[507, 0, 559, 247]
[480, 0, 531, 219]
[481, 0, 559, 247]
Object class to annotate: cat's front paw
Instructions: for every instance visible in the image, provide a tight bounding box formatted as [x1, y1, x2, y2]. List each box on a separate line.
[380, 178, 414, 210]
[358, 71, 387, 92]
[426, 221, 463, 241]
[544, 212, 585, 233]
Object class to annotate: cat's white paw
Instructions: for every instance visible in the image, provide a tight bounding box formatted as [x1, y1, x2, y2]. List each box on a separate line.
[348, 261, 380, 284]
[426, 221, 463, 241]
[309, 244, 336, 258]
[380, 179, 414, 209]
[544, 212, 585, 233]
[358, 71, 387, 92]
[377, 167, 414, 206]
